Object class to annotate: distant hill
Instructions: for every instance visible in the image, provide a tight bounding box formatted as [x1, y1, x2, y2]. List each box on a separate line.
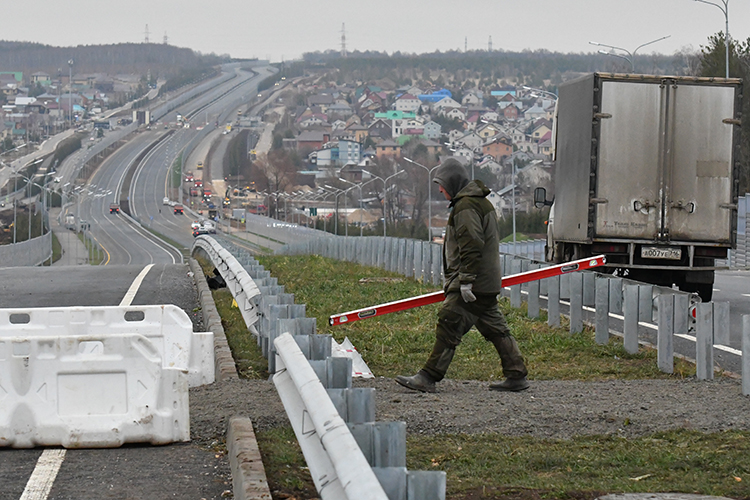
[0, 41, 226, 79]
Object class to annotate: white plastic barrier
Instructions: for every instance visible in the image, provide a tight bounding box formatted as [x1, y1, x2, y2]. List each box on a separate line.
[0, 333, 189, 448]
[0, 305, 214, 388]
[192, 235, 261, 332]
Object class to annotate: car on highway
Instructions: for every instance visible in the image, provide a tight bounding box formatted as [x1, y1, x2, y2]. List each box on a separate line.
[163, 197, 170, 205]
[173, 204, 183, 215]
[109, 203, 120, 214]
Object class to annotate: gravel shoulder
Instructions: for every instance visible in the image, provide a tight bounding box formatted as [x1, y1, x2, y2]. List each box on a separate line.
[190, 376, 750, 442]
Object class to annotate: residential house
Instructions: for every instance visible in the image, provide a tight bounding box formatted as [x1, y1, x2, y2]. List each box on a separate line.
[368, 119, 391, 141]
[418, 138, 443, 157]
[530, 119, 552, 140]
[423, 121, 442, 140]
[476, 122, 502, 139]
[307, 93, 334, 113]
[502, 104, 519, 121]
[376, 139, 401, 158]
[447, 129, 464, 144]
[523, 104, 547, 121]
[481, 111, 500, 123]
[482, 135, 513, 162]
[338, 138, 362, 165]
[461, 92, 482, 106]
[297, 113, 329, 129]
[347, 123, 369, 143]
[490, 86, 517, 98]
[30, 72, 51, 85]
[497, 93, 523, 110]
[418, 88, 452, 103]
[455, 131, 482, 150]
[433, 96, 462, 114]
[297, 130, 329, 152]
[476, 156, 504, 175]
[539, 138, 554, 158]
[394, 93, 421, 113]
[327, 102, 353, 119]
[443, 107, 466, 122]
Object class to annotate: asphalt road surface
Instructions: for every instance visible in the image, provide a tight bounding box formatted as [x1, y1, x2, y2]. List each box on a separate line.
[0, 265, 233, 500]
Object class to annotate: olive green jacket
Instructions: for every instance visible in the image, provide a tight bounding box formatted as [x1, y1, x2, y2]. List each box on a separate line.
[443, 180, 502, 294]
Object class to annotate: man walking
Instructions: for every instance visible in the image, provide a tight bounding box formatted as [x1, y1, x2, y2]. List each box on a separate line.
[396, 158, 529, 393]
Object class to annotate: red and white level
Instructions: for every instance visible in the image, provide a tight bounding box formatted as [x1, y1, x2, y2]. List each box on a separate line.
[329, 255, 606, 326]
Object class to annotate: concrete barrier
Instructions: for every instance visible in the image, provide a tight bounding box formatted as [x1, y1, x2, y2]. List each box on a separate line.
[0, 333, 189, 448]
[0, 304, 214, 388]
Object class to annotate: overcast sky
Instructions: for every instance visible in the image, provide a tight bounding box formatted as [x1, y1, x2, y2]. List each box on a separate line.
[6, 0, 748, 62]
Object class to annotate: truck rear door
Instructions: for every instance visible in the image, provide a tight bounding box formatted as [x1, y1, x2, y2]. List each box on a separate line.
[667, 83, 736, 243]
[595, 80, 662, 240]
[595, 78, 737, 244]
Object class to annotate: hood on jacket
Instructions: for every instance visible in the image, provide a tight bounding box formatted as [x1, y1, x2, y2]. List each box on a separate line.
[433, 158, 469, 199]
[454, 179, 491, 200]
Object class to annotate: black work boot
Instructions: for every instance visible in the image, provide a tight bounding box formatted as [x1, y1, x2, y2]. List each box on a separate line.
[396, 370, 436, 393]
[489, 377, 530, 392]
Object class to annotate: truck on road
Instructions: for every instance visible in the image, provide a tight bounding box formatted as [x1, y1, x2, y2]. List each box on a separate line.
[535, 73, 742, 301]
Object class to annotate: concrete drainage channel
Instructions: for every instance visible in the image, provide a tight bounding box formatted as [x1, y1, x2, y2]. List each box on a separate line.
[190, 235, 447, 500]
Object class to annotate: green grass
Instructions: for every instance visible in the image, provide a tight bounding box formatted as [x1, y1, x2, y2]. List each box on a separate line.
[213, 254, 746, 500]
[406, 429, 750, 499]
[256, 254, 695, 381]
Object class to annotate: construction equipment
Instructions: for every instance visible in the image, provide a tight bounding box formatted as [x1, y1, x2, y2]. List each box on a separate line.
[329, 255, 606, 326]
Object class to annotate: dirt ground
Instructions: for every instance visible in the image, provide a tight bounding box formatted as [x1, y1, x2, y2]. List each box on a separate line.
[189, 375, 750, 500]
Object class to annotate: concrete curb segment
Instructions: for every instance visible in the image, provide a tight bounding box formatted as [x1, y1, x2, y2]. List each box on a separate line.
[188, 257, 272, 499]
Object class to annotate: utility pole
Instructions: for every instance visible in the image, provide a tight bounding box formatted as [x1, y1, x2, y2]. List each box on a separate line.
[144, 24, 150, 43]
[340, 23, 347, 58]
[488, 36, 492, 52]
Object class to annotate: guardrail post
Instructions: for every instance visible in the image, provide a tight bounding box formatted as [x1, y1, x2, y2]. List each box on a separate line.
[560, 272, 571, 300]
[414, 242, 423, 283]
[608, 277, 623, 315]
[569, 273, 583, 334]
[547, 275, 560, 327]
[638, 285, 654, 322]
[743, 315, 750, 396]
[408, 470, 447, 500]
[510, 259, 522, 308]
[657, 294, 674, 374]
[431, 245, 442, 286]
[713, 302, 730, 346]
[595, 275, 609, 344]
[527, 263, 540, 319]
[696, 303, 714, 381]
[673, 294, 689, 335]
[583, 272, 596, 307]
[623, 284, 639, 354]
[405, 240, 414, 278]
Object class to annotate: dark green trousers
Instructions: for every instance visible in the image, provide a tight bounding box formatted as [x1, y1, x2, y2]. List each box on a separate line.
[422, 292, 528, 382]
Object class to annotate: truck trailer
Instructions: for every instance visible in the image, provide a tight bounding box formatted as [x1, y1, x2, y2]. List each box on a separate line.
[535, 73, 742, 301]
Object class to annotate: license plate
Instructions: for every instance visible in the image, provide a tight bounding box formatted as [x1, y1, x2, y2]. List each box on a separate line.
[641, 246, 681, 260]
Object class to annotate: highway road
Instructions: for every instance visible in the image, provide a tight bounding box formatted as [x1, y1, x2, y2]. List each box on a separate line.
[0, 264, 231, 499]
[0, 65, 275, 499]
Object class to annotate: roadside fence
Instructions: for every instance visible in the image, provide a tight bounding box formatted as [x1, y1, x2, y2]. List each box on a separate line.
[193, 235, 447, 499]
[277, 233, 750, 395]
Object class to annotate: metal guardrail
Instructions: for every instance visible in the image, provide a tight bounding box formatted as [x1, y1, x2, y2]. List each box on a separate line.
[275, 232, 750, 393]
[192, 235, 261, 332]
[192, 235, 447, 499]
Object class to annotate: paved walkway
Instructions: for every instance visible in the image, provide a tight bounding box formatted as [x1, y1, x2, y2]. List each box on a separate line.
[49, 207, 90, 266]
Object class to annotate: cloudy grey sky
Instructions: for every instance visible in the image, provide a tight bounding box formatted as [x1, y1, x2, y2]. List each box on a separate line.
[6, 1, 748, 62]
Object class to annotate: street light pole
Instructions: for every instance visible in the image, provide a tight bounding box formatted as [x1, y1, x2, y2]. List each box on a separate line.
[589, 35, 671, 72]
[695, 0, 730, 78]
[363, 170, 408, 239]
[338, 177, 363, 237]
[67, 59, 74, 127]
[404, 157, 440, 242]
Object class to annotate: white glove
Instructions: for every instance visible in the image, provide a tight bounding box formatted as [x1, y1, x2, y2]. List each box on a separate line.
[460, 284, 476, 303]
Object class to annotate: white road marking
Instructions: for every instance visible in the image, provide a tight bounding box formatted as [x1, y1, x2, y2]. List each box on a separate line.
[19, 449, 66, 500]
[742, 293, 750, 298]
[120, 264, 155, 306]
